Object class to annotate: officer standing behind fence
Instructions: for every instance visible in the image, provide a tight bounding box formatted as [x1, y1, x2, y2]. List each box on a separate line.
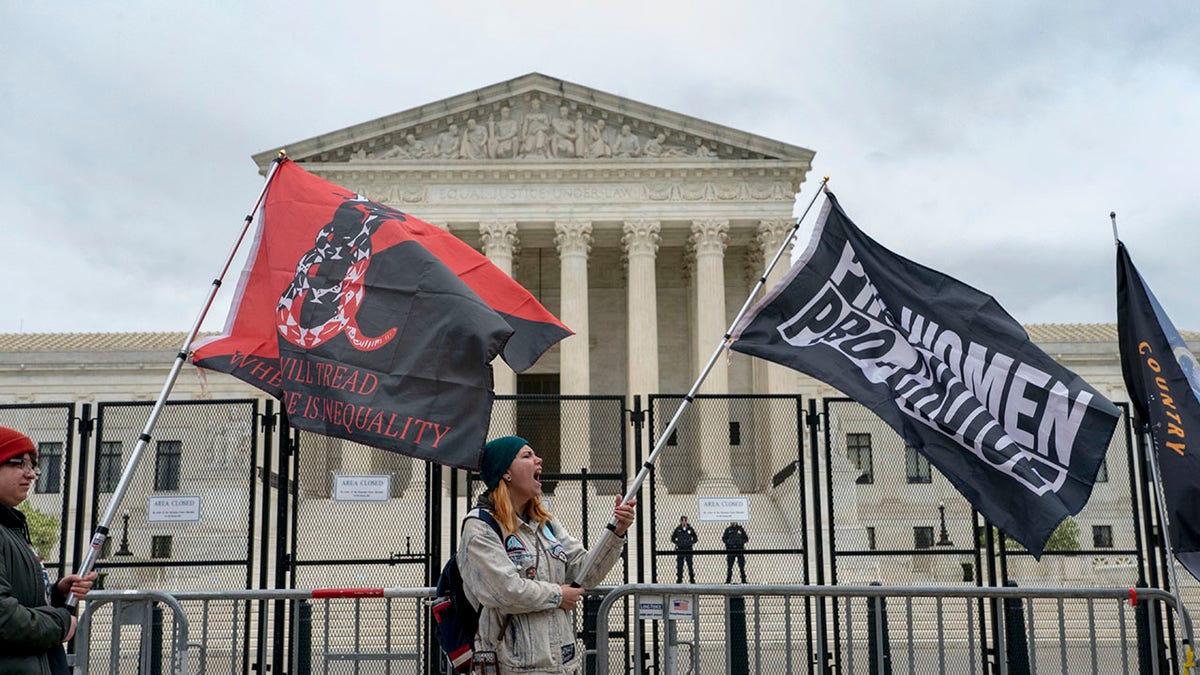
[722, 521, 749, 584]
[0, 426, 97, 674]
[671, 516, 698, 583]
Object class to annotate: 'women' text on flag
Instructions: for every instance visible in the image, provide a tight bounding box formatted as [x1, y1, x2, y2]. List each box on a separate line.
[731, 192, 1120, 555]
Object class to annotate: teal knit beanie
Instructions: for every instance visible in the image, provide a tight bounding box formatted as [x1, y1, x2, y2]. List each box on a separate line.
[480, 436, 529, 491]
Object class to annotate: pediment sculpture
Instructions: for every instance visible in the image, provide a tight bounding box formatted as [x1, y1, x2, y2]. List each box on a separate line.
[347, 98, 724, 163]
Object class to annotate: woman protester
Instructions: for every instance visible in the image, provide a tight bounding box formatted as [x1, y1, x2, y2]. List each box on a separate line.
[457, 436, 636, 674]
[0, 426, 97, 674]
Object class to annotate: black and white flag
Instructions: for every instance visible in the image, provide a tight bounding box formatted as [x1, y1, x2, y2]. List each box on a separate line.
[731, 192, 1120, 556]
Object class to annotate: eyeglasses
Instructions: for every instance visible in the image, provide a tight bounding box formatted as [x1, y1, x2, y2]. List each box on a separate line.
[3, 457, 41, 477]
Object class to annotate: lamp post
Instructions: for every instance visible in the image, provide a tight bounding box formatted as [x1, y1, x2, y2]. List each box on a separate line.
[936, 500, 953, 546]
[114, 510, 133, 556]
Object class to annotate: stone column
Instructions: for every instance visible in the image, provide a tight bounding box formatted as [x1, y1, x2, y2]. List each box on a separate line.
[690, 219, 735, 493]
[623, 219, 661, 474]
[753, 218, 799, 489]
[556, 221, 593, 474]
[755, 219, 797, 394]
[480, 221, 519, 396]
[555, 220, 592, 394]
[480, 220, 519, 440]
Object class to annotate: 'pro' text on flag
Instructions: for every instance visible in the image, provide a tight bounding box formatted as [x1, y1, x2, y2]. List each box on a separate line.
[731, 192, 1120, 555]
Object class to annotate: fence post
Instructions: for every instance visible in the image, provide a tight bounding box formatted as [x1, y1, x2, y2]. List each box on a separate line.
[295, 600, 312, 675]
[1003, 581, 1031, 675]
[728, 595, 749, 675]
[150, 604, 164, 675]
[584, 594, 601, 674]
[867, 582, 892, 675]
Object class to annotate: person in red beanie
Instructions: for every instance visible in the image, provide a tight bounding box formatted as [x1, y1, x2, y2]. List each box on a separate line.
[0, 425, 97, 674]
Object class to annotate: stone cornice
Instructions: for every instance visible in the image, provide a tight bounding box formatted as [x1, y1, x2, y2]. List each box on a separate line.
[253, 73, 815, 170]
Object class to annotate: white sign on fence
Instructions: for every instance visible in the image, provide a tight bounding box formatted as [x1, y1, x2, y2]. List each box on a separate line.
[637, 595, 665, 620]
[696, 496, 750, 522]
[333, 475, 391, 502]
[146, 496, 202, 523]
[668, 596, 695, 620]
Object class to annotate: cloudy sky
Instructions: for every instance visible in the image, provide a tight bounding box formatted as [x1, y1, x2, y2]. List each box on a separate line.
[3, 2, 1198, 336]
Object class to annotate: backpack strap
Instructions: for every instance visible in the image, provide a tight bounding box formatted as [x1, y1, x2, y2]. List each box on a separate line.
[463, 508, 515, 640]
[467, 508, 504, 541]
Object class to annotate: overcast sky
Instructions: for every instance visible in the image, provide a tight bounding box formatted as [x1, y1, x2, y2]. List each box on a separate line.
[3, 2, 1197, 336]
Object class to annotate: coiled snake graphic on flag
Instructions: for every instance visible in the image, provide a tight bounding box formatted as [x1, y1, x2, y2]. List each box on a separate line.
[276, 197, 402, 351]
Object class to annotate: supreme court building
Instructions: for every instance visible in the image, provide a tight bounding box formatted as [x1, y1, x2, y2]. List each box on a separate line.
[2, 74, 1194, 591]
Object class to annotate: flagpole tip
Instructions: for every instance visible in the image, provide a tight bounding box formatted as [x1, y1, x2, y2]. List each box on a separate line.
[277, 149, 288, 159]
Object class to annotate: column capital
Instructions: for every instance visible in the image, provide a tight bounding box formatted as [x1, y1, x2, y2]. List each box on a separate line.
[479, 220, 519, 257]
[690, 219, 729, 256]
[757, 218, 796, 257]
[744, 246, 765, 287]
[622, 219, 661, 258]
[554, 220, 593, 258]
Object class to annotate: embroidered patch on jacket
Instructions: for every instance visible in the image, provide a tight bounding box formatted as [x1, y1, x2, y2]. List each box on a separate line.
[543, 525, 559, 543]
[562, 644, 576, 662]
[505, 535, 526, 553]
[548, 543, 568, 562]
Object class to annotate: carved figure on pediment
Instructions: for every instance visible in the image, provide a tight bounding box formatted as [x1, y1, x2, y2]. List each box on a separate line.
[550, 105, 580, 158]
[585, 119, 611, 158]
[489, 106, 519, 159]
[348, 148, 371, 162]
[376, 142, 411, 160]
[461, 118, 489, 159]
[694, 139, 717, 158]
[614, 124, 641, 158]
[434, 123, 460, 159]
[403, 134, 430, 159]
[642, 132, 666, 158]
[661, 141, 691, 158]
[520, 99, 551, 157]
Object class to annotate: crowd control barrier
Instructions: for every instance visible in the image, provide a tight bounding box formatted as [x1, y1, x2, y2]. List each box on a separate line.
[72, 583, 1190, 675]
[595, 583, 1192, 675]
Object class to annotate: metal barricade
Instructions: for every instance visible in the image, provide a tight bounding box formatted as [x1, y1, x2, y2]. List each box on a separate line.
[73, 587, 436, 675]
[595, 583, 1191, 675]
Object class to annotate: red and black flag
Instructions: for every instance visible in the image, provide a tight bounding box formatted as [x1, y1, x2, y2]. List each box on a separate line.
[731, 192, 1120, 556]
[1117, 241, 1200, 581]
[192, 159, 570, 469]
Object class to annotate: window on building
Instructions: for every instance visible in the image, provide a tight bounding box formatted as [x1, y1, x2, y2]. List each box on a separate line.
[914, 526, 934, 550]
[846, 433, 873, 484]
[1092, 525, 1114, 549]
[98, 442, 122, 493]
[36, 442, 63, 494]
[866, 527, 877, 551]
[905, 446, 932, 484]
[1095, 459, 1108, 483]
[151, 535, 173, 559]
[154, 440, 182, 491]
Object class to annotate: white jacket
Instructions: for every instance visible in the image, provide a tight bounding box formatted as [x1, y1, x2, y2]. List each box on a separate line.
[458, 507, 625, 674]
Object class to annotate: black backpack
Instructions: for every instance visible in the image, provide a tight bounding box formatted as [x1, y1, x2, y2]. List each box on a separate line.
[433, 509, 504, 673]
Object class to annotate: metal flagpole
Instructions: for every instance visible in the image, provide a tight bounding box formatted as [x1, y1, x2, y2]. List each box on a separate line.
[68, 152, 287, 605]
[571, 176, 829, 586]
[1112, 212, 1195, 662]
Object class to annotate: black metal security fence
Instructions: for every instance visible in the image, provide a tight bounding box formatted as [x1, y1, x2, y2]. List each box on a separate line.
[5, 393, 1190, 674]
[0, 402, 78, 580]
